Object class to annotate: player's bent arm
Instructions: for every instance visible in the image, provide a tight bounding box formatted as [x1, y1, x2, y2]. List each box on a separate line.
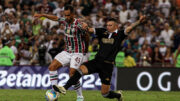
[125, 15, 146, 34]
[34, 14, 59, 21]
[125, 20, 140, 34]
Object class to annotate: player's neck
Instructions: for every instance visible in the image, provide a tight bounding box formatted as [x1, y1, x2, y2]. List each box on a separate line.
[109, 29, 118, 33]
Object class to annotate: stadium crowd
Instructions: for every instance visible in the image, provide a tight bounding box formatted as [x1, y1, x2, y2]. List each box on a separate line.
[0, 0, 180, 67]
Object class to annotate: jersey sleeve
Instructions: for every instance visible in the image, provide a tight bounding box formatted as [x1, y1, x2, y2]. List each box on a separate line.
[76, 19, 87, 34]
[118, 29, 128, 39]
[58, 17, 66, 24]
[94, 28, 107, 39]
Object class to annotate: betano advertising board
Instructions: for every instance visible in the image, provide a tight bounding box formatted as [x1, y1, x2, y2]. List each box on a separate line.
[0, 66, 117, 90]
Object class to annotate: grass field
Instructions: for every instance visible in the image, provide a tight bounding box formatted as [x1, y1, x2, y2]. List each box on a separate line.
[0, 89, 180, 101]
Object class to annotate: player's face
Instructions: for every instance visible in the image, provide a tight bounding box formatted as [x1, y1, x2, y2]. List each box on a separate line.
[64, 10, 74, 23]
[106, 21, 117, 32]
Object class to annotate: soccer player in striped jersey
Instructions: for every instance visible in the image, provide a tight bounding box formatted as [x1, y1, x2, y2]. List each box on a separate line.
[34, 5, 89, 101]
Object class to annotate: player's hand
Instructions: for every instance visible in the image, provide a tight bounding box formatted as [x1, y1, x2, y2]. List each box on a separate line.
[82, 22, 88, 31]
[139, 15, 146, 24]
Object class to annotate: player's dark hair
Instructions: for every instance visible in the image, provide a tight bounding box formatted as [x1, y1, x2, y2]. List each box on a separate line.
[64, 5, 74, 13]
[107, 18, 117, 22]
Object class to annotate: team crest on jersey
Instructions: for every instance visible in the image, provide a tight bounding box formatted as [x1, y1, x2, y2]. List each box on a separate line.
[104, 32, 108, 35]
[67, 29, 70, 34]
[102, 38, 114, 44]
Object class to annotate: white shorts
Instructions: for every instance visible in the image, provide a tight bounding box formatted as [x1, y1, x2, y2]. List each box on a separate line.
[82, 53, 89, 63]
[55, 51, 84, 70]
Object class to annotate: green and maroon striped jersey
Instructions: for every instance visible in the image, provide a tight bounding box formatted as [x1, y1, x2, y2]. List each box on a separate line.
[58, 18, 86, 53]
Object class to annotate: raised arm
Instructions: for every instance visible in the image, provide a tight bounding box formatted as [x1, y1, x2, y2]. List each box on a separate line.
[125, 15, 146, 34]
[34, 13, 59, 21]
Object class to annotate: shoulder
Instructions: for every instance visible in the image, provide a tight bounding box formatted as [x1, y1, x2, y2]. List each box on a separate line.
[95, 28, 107, 32]
[58, 17, 66, 23]
[117, 29, 126, 35]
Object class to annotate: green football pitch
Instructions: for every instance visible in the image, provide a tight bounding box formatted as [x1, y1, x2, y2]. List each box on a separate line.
[0, 89, 180, 101]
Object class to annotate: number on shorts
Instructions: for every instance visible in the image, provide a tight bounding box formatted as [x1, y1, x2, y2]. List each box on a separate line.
[75, 57, 81, 64]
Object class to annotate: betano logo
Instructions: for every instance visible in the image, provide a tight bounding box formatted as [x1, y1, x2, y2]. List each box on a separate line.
[0, 71, 51, 87]
[0, 70, 102, 88]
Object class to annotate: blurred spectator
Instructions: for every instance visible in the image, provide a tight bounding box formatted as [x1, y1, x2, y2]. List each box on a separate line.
[139, 44, 151, 66]
[15, 29, 28, 47]
[1, 22, 13, 37]
[131, 39, 140, 62]
[88, 38, 99, 52]
[18, 43, 32, 65]
[138, 31, 151, 46]
[53, 1, 64, 17]
[124, 50, 136, 67]
[174, 45, 180, 68]
[152, 46, 163, 66]
[104, 0, 113, 14]
[80, 0, 93, 16]
[36, 0, 54, 14]
[91, 1, 99, 14]
[48, 42, 59, 59]
[11, 17, 20, 34]
[10, 38, 18, 58]
[164, 47, 173, 67]
[0, 40, 15, 66]
[31, 45, 52, 66]
[158, 0, 171, 18]
[56, 24, 65, 35]
[150, 31, 160, 47]
[92, 15, 105, 28]
[21, 12, 31, 26]
[159, 41, 167, 57]
[173, 27, 180, 51]
[128, 5, 138, 22]
[159, 23, 174, 47]
[119, 4, 129, 24]
[24, 21, 33, 37]
[4, 2, 16, 14]
[32, 19, 42, 35]
[115, 51, 125, 68]
[16, 4, 22, 18]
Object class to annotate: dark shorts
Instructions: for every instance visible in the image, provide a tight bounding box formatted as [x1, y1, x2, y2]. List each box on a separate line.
[82, 59, 114, 85]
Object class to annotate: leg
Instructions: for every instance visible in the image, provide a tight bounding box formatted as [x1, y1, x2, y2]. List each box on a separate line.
[69, 53, 85, 101]
[99, 63, 123, 101]
[64, 65, 88, 90]
[49, 59, 62, 86]
[101, 84, 122, 101]
[70, 68, 83, 101]
[53, 59, 96, 94]
[53, 65, 89, 94]
[50, 51, 70, 88]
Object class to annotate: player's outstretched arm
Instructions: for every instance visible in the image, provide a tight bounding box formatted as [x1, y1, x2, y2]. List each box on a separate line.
[34, 13, 59, 21]
[125, 15, 146, 34]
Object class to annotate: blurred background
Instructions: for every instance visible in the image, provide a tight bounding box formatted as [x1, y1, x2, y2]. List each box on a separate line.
[0, 0, 180, 101]
[0, 0, 179, 67]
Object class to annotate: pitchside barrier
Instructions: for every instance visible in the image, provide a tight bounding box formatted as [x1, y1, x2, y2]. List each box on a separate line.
[117, 68, 180, 91]
[0, 66, 117, 90]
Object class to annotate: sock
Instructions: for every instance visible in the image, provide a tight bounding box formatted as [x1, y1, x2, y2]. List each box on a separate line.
[49, 71, 58, 86]
[102, 91, 121, 99]
[64, 71, 82, 90]
[74, 81, 83, 97]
